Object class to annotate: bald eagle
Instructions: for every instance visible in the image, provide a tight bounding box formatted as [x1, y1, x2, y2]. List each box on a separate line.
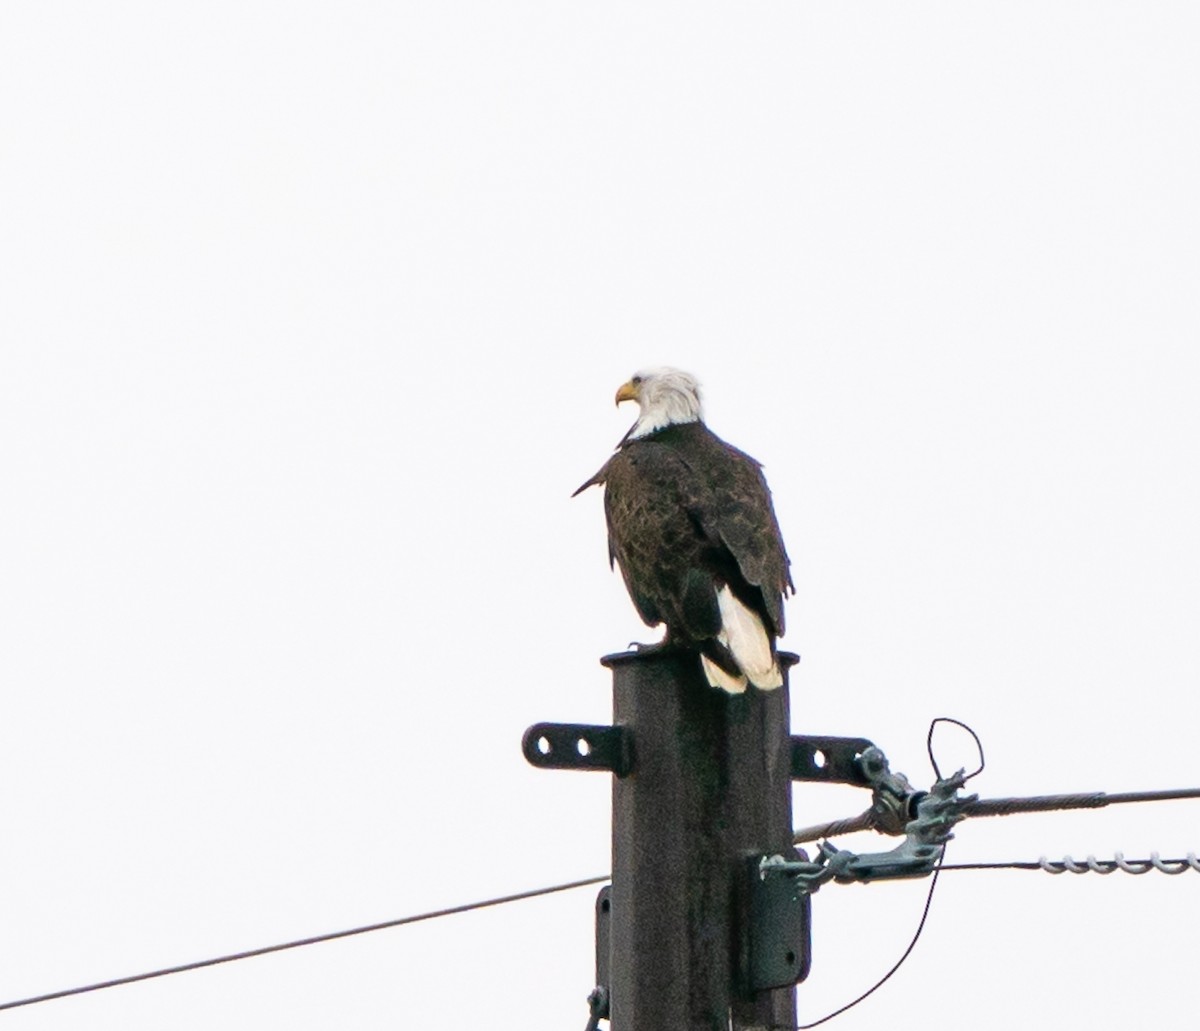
[574, 368, 793, 693]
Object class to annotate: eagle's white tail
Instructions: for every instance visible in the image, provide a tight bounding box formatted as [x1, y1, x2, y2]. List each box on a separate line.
[701, 652, 748, 694]
[707, 585, 782, 691]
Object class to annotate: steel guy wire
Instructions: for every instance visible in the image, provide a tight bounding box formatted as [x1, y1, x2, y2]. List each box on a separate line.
[793, 786, 1200, 844]
[795, 786, 1200, 844]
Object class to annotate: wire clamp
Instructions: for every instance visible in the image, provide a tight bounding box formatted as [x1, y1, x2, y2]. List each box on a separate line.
[583, 986, 609, 1031]
[860, 745, 922, 835]
[761, 768, 977, 891]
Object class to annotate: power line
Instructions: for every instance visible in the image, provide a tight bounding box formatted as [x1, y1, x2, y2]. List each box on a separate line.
[0, 874, 609, 1014]
[3, 847, 1194, 1017]
[941, 852, 1200, 875]
[794, 786, 1200, 845]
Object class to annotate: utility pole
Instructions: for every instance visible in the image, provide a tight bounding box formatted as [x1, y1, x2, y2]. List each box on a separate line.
[606, 648, 799, 1031]
[526, 648, 859, 1031]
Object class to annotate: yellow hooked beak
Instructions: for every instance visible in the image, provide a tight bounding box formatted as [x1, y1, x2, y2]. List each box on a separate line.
[615, 380, 639, 407]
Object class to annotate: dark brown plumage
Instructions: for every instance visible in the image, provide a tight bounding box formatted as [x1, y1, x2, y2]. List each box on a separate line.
[575, 370, 792, 691]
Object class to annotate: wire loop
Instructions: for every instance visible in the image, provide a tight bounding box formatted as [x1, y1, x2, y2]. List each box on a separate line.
[926, 717, 986, 783]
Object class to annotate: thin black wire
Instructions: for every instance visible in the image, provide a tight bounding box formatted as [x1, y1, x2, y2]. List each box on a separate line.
[775, 862, 943, 1030]
[0, 874, 610, 1013]
[926, 716, 985, 782]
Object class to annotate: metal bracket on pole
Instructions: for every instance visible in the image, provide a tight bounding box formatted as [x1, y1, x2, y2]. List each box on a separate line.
[522, 722, 634, 777]
[741, 849, 812, 993]
[583, 886, 612, 1031]
[790, 735, 876, 786]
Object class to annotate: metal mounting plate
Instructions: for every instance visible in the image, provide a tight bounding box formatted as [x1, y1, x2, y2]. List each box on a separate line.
[790, 735, 876, 786]
[522, 722, 634, 777]
[742, 849, 812, 992]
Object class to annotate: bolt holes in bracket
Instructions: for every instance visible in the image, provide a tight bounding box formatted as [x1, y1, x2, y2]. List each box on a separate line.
[790, 735, 877, 786]
[522, 722, 634, 777]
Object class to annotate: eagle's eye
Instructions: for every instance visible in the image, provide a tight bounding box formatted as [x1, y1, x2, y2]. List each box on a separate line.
[631, 375, 643, 385]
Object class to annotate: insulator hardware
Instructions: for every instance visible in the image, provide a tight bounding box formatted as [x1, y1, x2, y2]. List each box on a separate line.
[761, 767, 976, 891]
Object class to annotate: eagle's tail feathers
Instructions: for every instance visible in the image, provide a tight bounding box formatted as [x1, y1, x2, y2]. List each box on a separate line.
[749, 661, 784, 691]
[700, 637, 748, 693]
[701, 653, 749, 694]
[716, 585, 782, 691]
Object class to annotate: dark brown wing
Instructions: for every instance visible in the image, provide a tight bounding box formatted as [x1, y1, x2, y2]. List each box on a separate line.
[573, 458, 619, 567]
[667, 423, 794, 637]
[589, 440, 723, 642]
[575, 422, 792, 644]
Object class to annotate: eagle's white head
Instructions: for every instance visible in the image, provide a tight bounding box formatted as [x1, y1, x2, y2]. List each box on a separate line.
[616, 367, 704, 440]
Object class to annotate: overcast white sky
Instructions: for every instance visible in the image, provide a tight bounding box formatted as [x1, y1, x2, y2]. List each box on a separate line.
[2, 3, 1198, 1028]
